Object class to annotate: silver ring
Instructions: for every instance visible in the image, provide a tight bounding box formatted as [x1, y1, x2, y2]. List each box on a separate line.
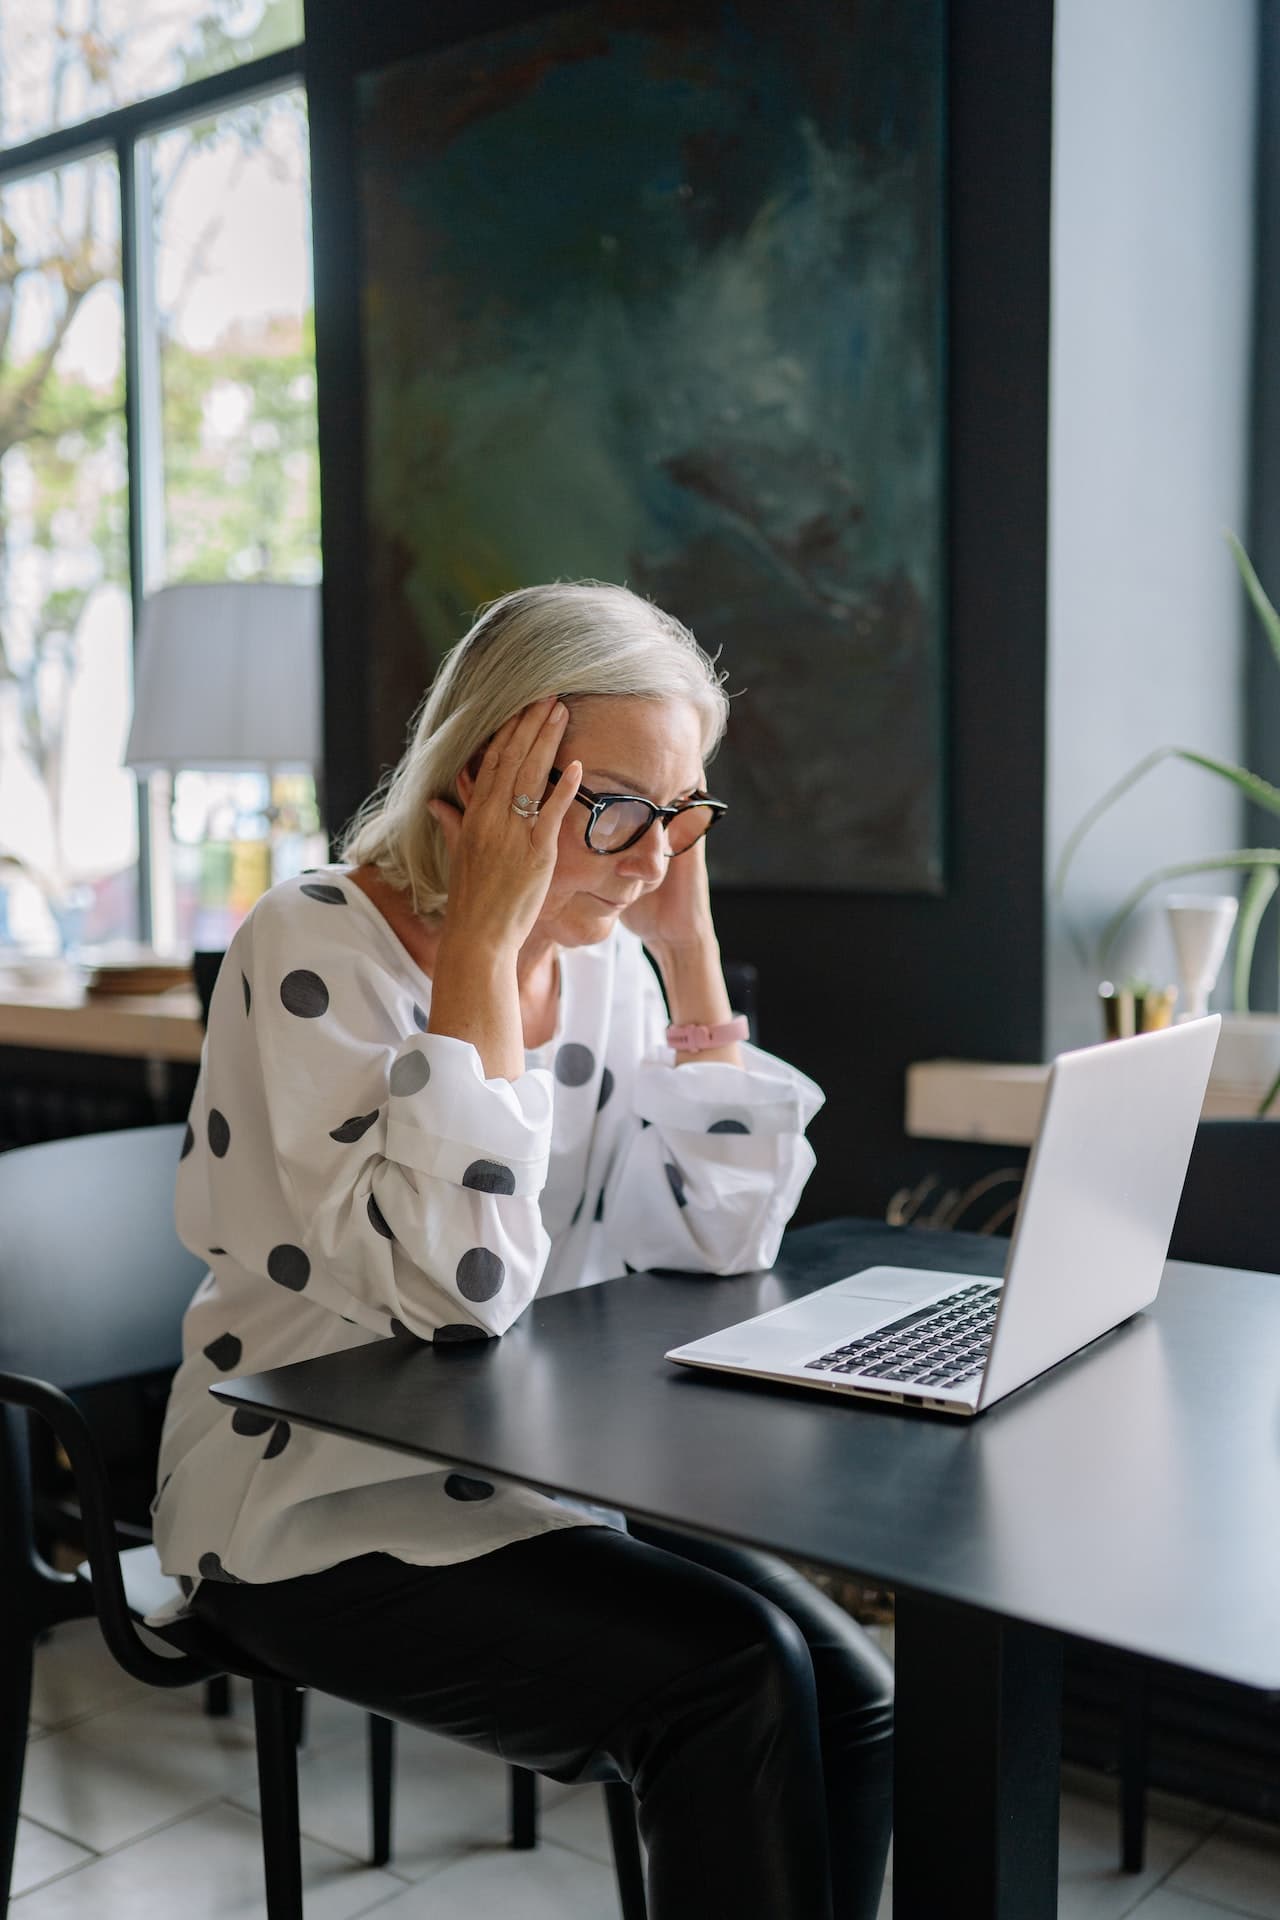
[511, 794, 540, 819]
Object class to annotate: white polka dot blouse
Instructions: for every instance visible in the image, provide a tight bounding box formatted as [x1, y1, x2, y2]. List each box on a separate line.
[151, 870, 825, 1608]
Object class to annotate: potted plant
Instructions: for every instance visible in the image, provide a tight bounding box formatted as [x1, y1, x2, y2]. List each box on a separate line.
[1053, 531, 1280, 1117]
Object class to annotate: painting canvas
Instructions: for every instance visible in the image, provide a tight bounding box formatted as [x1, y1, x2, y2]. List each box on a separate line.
[358, 0, 945, 890]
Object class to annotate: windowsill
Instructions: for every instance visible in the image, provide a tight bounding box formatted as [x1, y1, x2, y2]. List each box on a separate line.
[0, 981, 204, 1062]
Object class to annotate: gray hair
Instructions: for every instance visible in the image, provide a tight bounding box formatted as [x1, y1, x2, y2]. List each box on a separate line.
[340, 581, 729, 917]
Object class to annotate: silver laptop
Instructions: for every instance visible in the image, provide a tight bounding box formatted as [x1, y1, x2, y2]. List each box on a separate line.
[667, 1016, 1221, 1417]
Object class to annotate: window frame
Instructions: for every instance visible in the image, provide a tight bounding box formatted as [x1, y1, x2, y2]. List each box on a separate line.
[0, 41, 307, 945]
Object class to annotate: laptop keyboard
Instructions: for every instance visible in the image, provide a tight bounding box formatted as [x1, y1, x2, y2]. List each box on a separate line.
[804, 1283, 1000, 1390]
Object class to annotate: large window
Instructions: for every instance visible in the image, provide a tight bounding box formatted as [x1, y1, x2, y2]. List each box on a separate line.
[1, 0, 304, 147]
[0, 152, 132, 950]
[0, 6, 317, 957]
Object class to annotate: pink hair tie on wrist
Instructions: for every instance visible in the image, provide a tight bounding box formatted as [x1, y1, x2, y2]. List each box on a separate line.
[665, 1015, 750, 1053]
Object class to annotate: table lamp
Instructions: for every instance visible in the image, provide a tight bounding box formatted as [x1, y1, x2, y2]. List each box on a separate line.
[125, 582, 321, 775]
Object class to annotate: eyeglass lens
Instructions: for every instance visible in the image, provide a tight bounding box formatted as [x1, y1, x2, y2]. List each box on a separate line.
[589, 800, 717, 854]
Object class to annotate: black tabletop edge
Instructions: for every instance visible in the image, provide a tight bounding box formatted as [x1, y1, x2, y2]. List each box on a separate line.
[207, 1369, 1280, 1698]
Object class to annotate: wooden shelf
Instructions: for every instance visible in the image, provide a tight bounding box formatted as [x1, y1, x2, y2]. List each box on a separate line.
[906, 1059, 1269, 1147]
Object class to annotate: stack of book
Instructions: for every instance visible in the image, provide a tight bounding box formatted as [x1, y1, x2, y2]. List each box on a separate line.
[80, 946, 193, 999]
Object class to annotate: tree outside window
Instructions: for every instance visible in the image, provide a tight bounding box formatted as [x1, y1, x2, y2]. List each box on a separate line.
[0, 2, 316, 956]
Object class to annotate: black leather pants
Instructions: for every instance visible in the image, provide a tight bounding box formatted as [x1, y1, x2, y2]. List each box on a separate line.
[195, 1519, 894, 1920]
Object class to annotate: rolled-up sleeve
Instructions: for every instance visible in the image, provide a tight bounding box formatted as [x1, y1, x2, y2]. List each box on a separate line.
[603, 958, 824, 1276]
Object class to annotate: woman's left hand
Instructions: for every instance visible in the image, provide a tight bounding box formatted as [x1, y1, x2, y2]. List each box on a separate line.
[620, 834, 716, 955]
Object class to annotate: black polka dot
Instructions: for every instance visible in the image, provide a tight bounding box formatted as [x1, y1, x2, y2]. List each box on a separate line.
[434, 1323, 490, 1346]
[554, 1042, 595, 1087]
[267, 1243, 310, 1290]
[390, 1050, 431, 1096]
[708, 1117, 751, 1134]
[180, 1122, 194, 1159]
[178, 1574, 194, 1598]
[329, 1110, 379, 1144]
[208, 1247, 227, 1256]
[413, 1001, 428, 1031]
[263, 1420, 291, 1459]
[457, 1247, 505, 1301]
[641, 1117, 651, 1129]
[231, 1408, 274, 1437]
[444, 1472, 495, 1501]
[299, 882, 346, 905]
[197, 1551, 240, 1584]
[208, 1109, 230, 1157]
[241, 971, 251, 1015]
[280, 969, 329, 1018]
[665, 1161, 687, 1208]
[203, 1332, 243, 1371]
[368, 1193, 394, 1239]
[389, 1317, 425, 1345]
[461, 1159, 516, 1195]
[571, 1193, 585, 1226]
[594, 1188, 605, 1222]
[597, 1066, 614, 1110]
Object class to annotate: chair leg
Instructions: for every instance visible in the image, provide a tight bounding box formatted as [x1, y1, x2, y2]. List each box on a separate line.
[0, 1635, 34, 1920]
[1118, 1666, 1149, 1872]
[291, 1689, 308, 1749]
[252, 1678, 304, 1920]
[204, 1672, 232, 1718]
[604, 1780, 647, 1920]
[509, 1765, 538, 1849]
[368, 1714, 394, 1867]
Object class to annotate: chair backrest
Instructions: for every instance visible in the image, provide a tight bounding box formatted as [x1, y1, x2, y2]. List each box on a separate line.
[1167, 1119, 1280, 1274]
[0, 1124, 207, 1392]
[192, 949, 226, 1029]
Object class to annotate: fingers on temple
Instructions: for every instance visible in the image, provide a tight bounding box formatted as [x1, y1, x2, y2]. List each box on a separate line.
[483, 698, 558, 783]
[518, 700, 570, 794]
[535, 758, 581, 840]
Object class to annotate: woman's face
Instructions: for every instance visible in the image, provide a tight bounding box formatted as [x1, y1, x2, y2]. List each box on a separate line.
[530, 695, 705, 949]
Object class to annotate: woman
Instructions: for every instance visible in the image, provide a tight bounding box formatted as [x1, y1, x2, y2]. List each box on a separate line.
[155, 581, 893, 1920]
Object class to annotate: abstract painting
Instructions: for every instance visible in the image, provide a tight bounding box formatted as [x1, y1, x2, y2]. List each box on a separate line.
[358, 0, 946, 889]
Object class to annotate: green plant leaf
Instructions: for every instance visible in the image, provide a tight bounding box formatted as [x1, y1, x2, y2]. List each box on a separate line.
[1258, 1066, 1280, 1119]
[1098, 851, 1280, 968]
[1233, 865, 1279, 1012]
[1226, 528, 1280, 674]
[1052, 748, 1280, 908]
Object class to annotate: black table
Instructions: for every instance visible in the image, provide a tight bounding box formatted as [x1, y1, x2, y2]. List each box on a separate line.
[214, 1218, 1280, 1918]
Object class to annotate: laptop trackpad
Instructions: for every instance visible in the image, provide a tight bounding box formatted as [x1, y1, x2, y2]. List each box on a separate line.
[832, 1264, 977, 1304]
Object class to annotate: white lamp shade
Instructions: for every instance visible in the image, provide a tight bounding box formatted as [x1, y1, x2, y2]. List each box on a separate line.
[125, 582, 322, 774]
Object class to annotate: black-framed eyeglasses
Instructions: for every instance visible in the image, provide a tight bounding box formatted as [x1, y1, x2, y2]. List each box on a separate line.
[545, 766, 727, 856]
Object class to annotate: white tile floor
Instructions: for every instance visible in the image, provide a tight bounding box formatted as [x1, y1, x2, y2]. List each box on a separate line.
[14, 1618, 1280, 1918]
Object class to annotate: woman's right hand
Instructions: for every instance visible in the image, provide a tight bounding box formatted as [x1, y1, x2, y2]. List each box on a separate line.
[426, 697, 582, 956]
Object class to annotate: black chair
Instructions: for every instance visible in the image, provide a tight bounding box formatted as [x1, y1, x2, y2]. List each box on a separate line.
[195, 949, 576, 1864]
[1112, 1117, 1280, 1871]
[0, 1125, 646, 1919]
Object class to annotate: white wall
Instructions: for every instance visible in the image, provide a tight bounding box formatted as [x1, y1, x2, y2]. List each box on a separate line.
[1045, 0, 1257, 1055]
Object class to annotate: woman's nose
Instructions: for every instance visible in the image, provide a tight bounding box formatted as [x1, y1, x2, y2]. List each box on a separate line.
[618, 821, 671, 882]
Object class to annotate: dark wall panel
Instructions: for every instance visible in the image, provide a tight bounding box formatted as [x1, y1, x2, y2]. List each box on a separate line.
[304, 0, 1053, 1222]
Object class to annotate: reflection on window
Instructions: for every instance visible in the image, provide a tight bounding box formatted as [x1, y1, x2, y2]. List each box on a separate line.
[0, 153, 135, 956]
[0, 0, 304, 152]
